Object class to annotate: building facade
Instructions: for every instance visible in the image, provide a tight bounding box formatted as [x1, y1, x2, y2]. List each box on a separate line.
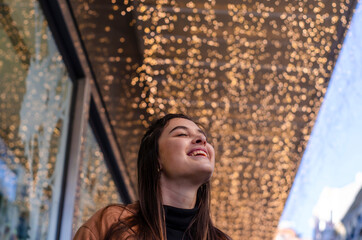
[342, 189, 362, 240]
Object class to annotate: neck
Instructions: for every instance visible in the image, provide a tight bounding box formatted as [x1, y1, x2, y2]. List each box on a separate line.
[160, 175, 199, 209]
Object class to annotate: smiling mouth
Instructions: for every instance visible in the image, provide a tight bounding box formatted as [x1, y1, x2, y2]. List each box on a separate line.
[188, 150, 208, 157]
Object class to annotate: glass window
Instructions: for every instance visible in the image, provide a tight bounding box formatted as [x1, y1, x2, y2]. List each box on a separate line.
[0, 0, 73, 239]
[72, 123, 122, 235]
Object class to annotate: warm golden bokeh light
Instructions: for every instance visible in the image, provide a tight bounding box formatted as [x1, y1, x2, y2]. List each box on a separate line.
[69, 0, 356, 238]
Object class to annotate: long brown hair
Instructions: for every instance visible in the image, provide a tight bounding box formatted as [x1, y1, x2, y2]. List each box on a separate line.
[105, 114, 230, 240]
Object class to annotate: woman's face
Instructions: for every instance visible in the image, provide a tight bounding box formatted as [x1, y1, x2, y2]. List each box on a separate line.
[158, 118, 215, 184]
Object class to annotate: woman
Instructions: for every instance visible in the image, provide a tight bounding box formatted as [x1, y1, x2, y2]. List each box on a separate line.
[74, 113, 230, 240]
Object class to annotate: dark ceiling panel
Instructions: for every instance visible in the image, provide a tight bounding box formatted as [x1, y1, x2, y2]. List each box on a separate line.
[69, 0, 146, 178]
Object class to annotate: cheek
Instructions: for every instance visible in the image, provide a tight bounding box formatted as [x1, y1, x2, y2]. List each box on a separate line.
[170, 139, 189, 153]
[158, 140, 185, 165]
[158, 140, 168, 166]
[208, 144, 216, 162]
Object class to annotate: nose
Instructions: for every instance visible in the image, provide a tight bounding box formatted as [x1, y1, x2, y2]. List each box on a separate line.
[193, 133, 207, 145]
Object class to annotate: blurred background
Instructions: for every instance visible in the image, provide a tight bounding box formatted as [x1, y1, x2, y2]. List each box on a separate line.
[0, 0, 361, 239]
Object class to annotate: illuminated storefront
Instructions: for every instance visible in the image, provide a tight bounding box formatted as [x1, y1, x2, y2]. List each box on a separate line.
[0, 0, 131, 239]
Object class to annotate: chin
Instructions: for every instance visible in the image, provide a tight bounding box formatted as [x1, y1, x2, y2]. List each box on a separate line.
[196, 168, 214, 183]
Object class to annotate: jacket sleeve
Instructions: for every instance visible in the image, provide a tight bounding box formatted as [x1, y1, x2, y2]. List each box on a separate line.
[73, 226, 98, 240]
[72, 205, 136, 240]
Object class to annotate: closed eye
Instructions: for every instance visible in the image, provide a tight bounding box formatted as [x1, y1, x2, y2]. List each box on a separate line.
[177, 133, 188, 137]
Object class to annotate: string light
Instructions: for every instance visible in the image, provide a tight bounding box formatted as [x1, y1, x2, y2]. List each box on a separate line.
[70, 0, 355, 238]
[73, 124, 121, 234]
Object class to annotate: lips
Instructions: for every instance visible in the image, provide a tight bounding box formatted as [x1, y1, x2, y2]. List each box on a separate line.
[187, 148, 208, 157]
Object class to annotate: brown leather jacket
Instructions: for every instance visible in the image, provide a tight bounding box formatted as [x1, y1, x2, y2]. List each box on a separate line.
[73, 203, 139, 240]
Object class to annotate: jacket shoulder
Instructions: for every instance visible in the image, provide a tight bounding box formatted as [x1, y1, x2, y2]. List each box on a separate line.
[73, 203, 139, 240]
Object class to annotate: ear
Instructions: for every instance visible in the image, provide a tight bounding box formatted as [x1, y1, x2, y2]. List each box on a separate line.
[158, 157, 163, 170]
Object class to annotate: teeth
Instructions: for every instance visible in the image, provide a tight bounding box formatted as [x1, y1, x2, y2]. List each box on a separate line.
[190, 150, 207, 157]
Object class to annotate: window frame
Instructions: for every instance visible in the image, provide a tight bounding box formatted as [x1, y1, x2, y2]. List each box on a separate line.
[37, 0, 135, 239]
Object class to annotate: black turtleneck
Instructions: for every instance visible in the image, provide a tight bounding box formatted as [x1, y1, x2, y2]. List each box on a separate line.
[163, 205, 198, 240]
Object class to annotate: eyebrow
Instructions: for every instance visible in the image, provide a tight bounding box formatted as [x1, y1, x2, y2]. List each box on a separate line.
[169, 125, 207, 137]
